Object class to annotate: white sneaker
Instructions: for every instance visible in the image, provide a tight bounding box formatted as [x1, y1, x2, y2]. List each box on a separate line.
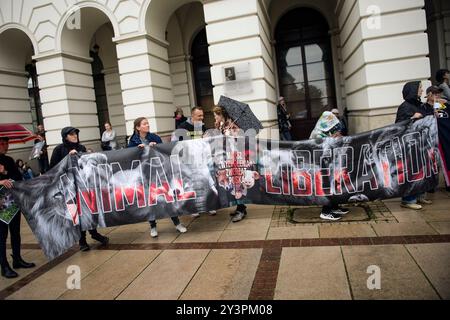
[208, 210, 217, 216]
[191, 213, 200, 218]
[150, 227, 158, 238]
[176, 224, 187, 233]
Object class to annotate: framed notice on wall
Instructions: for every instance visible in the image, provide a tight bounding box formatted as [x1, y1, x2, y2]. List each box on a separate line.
[223, 62, 253, 95]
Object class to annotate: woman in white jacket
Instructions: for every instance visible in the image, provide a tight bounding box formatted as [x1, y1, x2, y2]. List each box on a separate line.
[101, 122, 118, 150]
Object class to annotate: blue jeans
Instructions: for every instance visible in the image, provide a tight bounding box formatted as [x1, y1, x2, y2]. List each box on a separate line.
[280, 130, 292, 141]
[402, 193, 424, 204]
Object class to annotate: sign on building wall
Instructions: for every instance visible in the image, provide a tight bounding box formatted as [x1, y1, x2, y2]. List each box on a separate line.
[223, 62, 253, 95]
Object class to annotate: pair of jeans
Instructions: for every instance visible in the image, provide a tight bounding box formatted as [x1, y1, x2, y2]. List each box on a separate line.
[280, 130, 292, 141]
[149, 216, 180, 228]
[402, 192, 425, 204]
[0, 212, 21, 267]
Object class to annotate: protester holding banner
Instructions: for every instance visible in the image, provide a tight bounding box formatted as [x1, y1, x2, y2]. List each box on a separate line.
[50, 127, 109, 251]
[309, 111, 350, 221]
[0, 137, 35, 278]
[213, 106, 249, 222]
[395, 81, 431, 210]
[172, 107, 217, 218]
[128, 117, 188, 237]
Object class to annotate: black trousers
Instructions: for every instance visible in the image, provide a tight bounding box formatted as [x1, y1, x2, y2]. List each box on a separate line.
[0, 212, 21, 267]
[79, 228, 101, 242]
[38, 155, 49, 174]
[321, 204, 340, 214]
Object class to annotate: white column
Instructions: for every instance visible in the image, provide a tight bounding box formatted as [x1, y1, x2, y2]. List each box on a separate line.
[204, 0, 278, 139]
[103, 66, 126, 139]
[338, 0, 431, 133]
[115, 34, 174, 139]
[0, 68, 35, 160]
[169, 54, 192, 116]
[35, 52, 101, 152]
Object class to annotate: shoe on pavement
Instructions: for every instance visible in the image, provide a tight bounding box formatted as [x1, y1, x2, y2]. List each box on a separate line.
[191, 213, 201, 218]
[400, 203, 422, 210]
[333, 207, 349, 215]
[12, 255, 36, 269]
[150, 227, 158, 238]
[175, 224, 187, 233]
[232, 211, 246, 223]
[1, 264, 18, 279]
[91, 233, 109, 246]
[417, 198, 432, 205]
[208, 210, 217, 216]
[320, 212, 342, 221]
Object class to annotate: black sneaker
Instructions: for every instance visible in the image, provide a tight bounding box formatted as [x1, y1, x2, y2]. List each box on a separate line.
[91, 233, 109, 246]
[79, 239, 90, 252]
[320, 211, 342, 221]
[333, 207, 349, 215]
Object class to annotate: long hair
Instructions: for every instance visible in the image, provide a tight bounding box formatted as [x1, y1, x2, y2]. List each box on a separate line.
[133, 117, 147, 135]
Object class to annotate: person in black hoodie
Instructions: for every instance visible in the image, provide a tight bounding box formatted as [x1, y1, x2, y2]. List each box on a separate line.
[49, 127, 109, 251]
[395, 81, 428, 210]
[0, 137, 36, 278]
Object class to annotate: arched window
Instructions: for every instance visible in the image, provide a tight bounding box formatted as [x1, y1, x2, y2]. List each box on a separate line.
[191, 28, 214, 128]
[275, 8, 337, 139]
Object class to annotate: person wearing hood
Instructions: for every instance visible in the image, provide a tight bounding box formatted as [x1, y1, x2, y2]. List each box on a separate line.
[395, 81, 430, 210]
[0, 137, 36, 278]
[128, 117, 188, 238]
[49, 127, 109, 251]
[395, 81, 425, 123]
[309, 111, 350, 221]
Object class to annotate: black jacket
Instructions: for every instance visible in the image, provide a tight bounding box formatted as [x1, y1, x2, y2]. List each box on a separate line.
[420, 102, 435, 117]
[395, 81, 422, 123]
[277, 104, 291, 132]
[177, 119, 206, 141]
[49, 127, 86, 169]
[0, 154, 22, 181]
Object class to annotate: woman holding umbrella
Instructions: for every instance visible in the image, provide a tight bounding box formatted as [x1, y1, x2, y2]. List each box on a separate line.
[213, 106, 248, 222]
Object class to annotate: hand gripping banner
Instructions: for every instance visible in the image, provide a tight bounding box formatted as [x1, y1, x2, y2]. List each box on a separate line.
[12, 116, 440, 260]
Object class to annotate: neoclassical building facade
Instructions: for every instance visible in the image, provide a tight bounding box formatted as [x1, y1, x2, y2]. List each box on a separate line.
[0, 0, 449, 163]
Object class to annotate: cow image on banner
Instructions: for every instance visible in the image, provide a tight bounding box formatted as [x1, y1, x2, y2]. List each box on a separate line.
[11, 115, 440, 260]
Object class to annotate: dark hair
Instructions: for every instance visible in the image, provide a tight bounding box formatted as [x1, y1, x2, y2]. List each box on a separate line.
[436, 69, 449, 84]
[0, 137, 9, 142]
[15, 159, 24, 167]
[104, 122, 112, 128]
[191, 106, 204, 114]
[133, 117, 147, 134]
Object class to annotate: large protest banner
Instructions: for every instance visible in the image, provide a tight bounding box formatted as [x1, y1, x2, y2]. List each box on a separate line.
[11, 116, 440, 260]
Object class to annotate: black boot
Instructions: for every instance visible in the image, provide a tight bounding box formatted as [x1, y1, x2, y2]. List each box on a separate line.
[12, 255, 36, 269]
[91, 231, 109, 246]
[1, 263, 18, 278]
[79, 237, 90, 252]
